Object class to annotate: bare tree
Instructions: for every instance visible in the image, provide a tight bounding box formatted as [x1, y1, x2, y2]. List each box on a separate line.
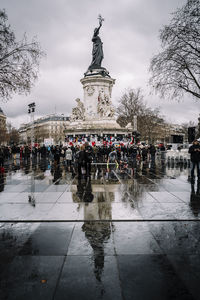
[149, 0, 200, 100]
[117, 88, 165, 142]
[0, 9, 44, 102]
[117, 88, 145, 126]
[8, 128, 19, 145]
[0, 128, 8, 145]
[140, 108, 165, 143]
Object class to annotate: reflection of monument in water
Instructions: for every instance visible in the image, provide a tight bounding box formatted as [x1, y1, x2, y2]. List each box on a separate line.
[73, 178, 113, 282]
[65, 15, 132, 137]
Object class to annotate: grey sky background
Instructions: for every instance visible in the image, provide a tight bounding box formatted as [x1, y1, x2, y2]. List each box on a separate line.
[1, 0, 199, 128]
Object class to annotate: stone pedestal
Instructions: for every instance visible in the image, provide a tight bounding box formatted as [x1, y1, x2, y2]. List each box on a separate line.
[80, 70, 115, 120]
[66, 68, 132, 136]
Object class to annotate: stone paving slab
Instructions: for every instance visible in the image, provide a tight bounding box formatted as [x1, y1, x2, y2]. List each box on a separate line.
[0, 256, 64, 300]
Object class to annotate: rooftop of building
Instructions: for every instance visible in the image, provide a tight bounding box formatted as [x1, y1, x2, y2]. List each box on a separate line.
[19, 114, 70, 130]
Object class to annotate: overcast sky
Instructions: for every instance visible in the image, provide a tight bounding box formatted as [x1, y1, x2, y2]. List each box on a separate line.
[1, 0, 200, 128]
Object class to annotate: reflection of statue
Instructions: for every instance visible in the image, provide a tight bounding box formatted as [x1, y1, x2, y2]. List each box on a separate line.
[82, 221, 111, 282]
[89, 15, 104, 70]
[97, 89, 115, 118]
[70, 98, 85, 122]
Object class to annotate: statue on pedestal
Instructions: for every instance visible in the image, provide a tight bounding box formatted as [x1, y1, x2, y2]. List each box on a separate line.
[88, 15, 104, 70]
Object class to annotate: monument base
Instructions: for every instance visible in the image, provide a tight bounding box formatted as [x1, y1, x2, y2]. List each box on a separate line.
[67, 67, 133, 137]
[65, 119, 132, 137]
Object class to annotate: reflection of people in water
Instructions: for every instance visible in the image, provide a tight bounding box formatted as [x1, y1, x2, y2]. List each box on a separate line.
[76, 178, 94, 202]
[190, 183, 200, 217]
[0, 171, 5, 192]
[39, 158, 47, 172]
[149, 161, 156, 178]
[53, 166, 62, 184]
[141, 161, 148, 176]
[23, 160, 30, 174]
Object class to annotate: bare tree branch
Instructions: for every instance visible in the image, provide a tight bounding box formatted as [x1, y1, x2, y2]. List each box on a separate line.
[0, 9, 45, 102]
[149, 0, 200, 101]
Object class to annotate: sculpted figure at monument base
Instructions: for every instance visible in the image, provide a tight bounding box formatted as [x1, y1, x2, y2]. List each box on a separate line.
[70, 98, 85, 122]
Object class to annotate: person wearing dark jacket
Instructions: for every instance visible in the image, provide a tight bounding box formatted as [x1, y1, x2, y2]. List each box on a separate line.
[188, 139, 200, 183]
[149, 144, 156, 163]
[85, 143, 93, 177]
[0, 147, 4, 167]
[77, 144, 87, 179]
[53, 145, 61, 167]
[141, 146, 148, 162]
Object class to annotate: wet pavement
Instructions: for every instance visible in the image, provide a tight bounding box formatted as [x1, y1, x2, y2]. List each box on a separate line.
[0, 158, 200, 299]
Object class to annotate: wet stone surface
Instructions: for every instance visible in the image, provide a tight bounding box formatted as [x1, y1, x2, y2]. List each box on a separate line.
[0, 159, 200, 299]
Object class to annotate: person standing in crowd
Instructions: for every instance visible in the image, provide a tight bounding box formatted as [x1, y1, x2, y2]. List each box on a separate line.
[160, 143, 166, 161]
[76, 144, 87, 179]
[188, 139, 200, 184]
[0, 147, 4, 167]
[12, 144, 17, 160]
[85, 142, 93, 177]
[129, 145, 138, 168]
[149, 144, 156, 163]
[141, 146, 148, 162]
[53, 145, 61, 167]
[40, 144, 47, 159]
[65, 147, 72, 171]
[107, 148, 118, 170]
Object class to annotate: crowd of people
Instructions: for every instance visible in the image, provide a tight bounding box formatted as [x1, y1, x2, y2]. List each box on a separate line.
[0, 142, 159, 166]
[0, 139, 199, 182]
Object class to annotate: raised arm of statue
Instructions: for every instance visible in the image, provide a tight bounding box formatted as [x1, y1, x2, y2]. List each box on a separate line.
[94, 15, 104, 36]
[93, 22, 102, 38]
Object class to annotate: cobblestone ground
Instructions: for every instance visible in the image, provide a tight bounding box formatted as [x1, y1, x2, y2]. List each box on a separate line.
[0, 158, 200, 300]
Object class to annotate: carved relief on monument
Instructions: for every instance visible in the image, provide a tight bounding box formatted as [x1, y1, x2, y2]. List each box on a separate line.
[97, 88, 115, 118]
[86, 85, 95, 96]
[70, 98, 85, 122]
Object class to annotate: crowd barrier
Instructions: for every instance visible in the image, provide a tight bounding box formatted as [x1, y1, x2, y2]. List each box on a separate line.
[165, 149, 190, 165]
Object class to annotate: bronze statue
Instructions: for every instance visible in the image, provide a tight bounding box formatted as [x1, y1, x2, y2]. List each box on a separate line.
[88, 15, 104, 70]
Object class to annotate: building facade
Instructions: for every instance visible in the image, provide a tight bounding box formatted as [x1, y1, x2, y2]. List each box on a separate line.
[19, 114, 70, 145]
[0, 108, 7, 145]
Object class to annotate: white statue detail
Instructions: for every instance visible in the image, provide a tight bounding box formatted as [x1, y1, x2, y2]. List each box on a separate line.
[86, 85, 95, 96]
[70, 98, 85, 121]
[97, 89, 115, 118]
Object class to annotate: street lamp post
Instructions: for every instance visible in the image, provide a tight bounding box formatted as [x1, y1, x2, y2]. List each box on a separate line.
[28, 102, 36, 155]
[28, 102, 36, 207]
